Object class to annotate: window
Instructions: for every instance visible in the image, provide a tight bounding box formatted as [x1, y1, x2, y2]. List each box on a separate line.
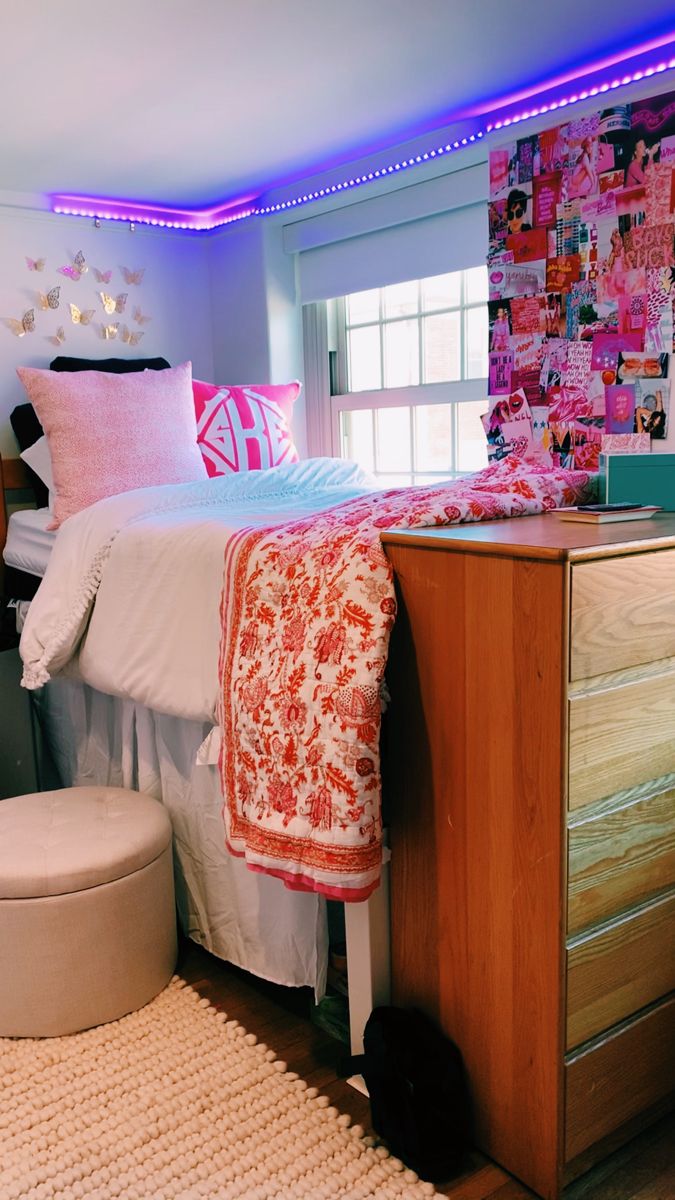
[330, 267, 489, 486]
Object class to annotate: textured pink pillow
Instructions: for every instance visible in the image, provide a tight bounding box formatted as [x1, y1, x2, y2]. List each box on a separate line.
[16, 362, 207, 527]
[193, 380, 300, 477]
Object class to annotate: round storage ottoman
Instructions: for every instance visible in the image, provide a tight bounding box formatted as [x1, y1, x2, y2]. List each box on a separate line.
[0, 786, 177, 1037]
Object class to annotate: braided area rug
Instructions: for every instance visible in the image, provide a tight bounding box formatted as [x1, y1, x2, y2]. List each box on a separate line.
[0, 976, 440, 1200]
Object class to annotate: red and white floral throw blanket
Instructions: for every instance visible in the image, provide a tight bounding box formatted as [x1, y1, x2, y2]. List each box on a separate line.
[218, 457, 594, 901]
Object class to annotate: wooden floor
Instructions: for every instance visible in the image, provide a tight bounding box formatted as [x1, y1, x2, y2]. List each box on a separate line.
[179, 939, 675, 1200]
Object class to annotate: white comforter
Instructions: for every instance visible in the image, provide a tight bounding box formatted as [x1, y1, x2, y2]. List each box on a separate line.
[20, 459, 375, 722]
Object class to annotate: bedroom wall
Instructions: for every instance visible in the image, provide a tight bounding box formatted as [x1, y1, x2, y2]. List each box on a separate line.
[205, 74, 674, 457]
[0, 208, 213, 457]
[207, 220, 306, 454]
[485, 82, 675, 461]
[206, 143, 489, 457]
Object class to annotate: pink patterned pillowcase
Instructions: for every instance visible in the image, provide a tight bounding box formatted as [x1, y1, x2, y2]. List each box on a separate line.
[16, 361, 207, 528]
[193, 380, 300, 477]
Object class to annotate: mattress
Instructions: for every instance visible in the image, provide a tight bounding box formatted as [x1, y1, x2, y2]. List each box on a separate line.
[3, 508, 55, 578]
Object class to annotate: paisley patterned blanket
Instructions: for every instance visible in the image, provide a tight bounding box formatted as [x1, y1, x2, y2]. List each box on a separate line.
[218, 457, 594, 900]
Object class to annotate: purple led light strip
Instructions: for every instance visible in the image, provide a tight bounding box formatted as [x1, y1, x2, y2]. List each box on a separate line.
[486, 54, 675, 132]
[50, 43, 675, 231]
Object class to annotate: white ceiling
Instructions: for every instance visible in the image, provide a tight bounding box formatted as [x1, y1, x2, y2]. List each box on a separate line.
[1, 1, 674, 208]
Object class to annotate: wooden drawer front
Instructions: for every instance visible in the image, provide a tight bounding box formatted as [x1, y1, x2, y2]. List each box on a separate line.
[565, 994, 675, 1161]
[568, 672, 675, 811]
[568, 788, 675, 934]
[570, 550, 675, 680]
[566, 893, 675, 1049]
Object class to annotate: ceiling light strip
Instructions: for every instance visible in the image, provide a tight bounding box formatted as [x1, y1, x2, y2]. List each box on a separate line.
[486, 55, 675, 132]
[49, 47, 675, 232]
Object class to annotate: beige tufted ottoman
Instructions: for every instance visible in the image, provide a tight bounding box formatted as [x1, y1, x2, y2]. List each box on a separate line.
[0, 786, 177, 1037]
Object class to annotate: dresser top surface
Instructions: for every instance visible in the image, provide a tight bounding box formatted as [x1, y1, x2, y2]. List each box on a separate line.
[381, 512, 675, 562]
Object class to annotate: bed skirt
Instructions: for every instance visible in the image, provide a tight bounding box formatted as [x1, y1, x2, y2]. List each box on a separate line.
[33, 678, 328, 997]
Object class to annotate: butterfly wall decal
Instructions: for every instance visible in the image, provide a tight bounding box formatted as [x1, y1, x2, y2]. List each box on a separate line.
[48, 326, 66, 347]
[132, 306, 151, 325]
[38, 286, 61, 311]
[121, 267, 145, 285]
[120, 325, 144, 346]
[69, 303, 95, 325]
[101, 323, 119, 340]
[93, 268, 113, 283]
[4, 309, 36, 337]
[26, 257, 46, 272]
[99, 292, 127, 315]
[58, 250, 88, 281]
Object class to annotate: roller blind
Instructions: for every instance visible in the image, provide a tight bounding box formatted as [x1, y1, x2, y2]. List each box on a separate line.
[285, 162, 488, 303]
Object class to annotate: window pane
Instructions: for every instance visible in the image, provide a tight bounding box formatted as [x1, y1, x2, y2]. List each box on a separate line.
[421, 271, 461, 311]
[340, 409, 374, 472]
[465, 266, 489, 305]
[422, 312, 461, 383]
[383, 280, 418, 319]
[457, 401, 489, 473]
[414, 404, 453, 473]
[465, 306, 489, 379]
[347, 288, 380, 325]
[375, 473, 414, 489]
[349, 325, 382, 391]
[375, 407, 411, 473]
[414, 472, 462, 485]
[384, 320, 420, 387]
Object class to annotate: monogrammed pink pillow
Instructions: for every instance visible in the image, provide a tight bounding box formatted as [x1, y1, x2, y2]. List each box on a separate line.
[16, 361, 207, 527]
[193, 380, 300, 477]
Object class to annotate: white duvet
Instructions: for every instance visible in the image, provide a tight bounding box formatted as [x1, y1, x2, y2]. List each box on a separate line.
[21, 459, 375, 722]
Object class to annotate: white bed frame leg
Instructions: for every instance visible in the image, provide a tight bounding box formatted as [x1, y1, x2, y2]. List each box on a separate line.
[344, 851, 391, 1055]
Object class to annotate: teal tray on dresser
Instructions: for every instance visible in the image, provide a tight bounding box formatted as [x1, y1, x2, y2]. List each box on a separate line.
[598, 452, 675, 511]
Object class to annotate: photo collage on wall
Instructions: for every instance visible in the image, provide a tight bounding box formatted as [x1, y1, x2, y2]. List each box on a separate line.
[484, 86, 675, 469]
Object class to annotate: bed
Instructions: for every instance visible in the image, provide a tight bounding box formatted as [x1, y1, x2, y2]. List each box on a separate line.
[2, 456, 380, 1000]
[1, 359, 596, 1048]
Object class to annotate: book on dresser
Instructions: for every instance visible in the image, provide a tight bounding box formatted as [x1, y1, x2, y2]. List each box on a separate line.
[550, 504, 662, 523]
[381, 514, 675, 1200]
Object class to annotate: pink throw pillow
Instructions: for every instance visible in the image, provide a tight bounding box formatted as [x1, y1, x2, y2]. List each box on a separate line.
[16, 361, 207, 527]
[193, 380, 300, 477]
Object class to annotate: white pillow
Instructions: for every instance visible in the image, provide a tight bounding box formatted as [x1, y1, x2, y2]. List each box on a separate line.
[20, 435, 54, 510]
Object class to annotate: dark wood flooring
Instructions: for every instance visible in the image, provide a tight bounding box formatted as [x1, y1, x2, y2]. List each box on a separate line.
[178, 939, 675, 1200]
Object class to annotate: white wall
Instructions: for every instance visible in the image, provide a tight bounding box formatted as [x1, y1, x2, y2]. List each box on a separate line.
[0, 208, 213, 455]
[207, 219, 307, 454]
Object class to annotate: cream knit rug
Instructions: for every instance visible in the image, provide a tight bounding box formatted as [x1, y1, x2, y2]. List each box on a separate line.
[0, 976, 440, 1200]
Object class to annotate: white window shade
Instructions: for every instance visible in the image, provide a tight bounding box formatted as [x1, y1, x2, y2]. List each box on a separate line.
[285, 162, 488, 303]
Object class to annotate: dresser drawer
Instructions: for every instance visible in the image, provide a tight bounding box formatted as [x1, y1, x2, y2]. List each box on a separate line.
[568, 671, 675, 811]
[570, 550, 675, 681]
[568, 788, 675, 934]
[565, 994, 675, 1161]
[566, 892, 675, 1049]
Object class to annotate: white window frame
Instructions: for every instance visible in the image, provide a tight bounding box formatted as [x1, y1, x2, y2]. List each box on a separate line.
[331, 378, 488, 475]
[318, 271, 488, 482]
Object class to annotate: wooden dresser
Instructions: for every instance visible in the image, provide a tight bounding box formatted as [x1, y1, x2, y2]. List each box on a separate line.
[382, 514, 675, 1200]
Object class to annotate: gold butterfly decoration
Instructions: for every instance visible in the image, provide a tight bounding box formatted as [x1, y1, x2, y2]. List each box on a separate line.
[38, 286, 60, 311]
[48, 326, 66, 347]
[58, 249, 88, 281]
[4, 309, 36, 337]
[121, 266, 145, 285]
[120, 325, 144, 346]
[101, 323, 119, 340]
[99, 291, 127, 315]
[93, 268, 112, 284]
[69, 303, 95, 325]
[132, 306, 151, 325]
[26, 256, 46, 272]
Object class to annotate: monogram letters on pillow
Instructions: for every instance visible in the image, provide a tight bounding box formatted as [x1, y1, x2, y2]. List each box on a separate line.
[16, 361, 207, 528]
[192, 380, 300, 477]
